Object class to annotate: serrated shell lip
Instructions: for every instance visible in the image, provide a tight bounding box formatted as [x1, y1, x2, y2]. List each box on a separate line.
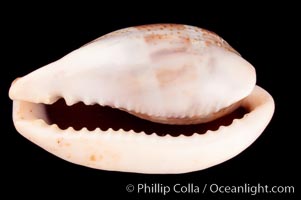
[11, 86, 274, 174]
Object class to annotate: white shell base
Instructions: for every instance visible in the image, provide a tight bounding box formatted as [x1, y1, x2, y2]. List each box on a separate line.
[12, 86, 274, 174]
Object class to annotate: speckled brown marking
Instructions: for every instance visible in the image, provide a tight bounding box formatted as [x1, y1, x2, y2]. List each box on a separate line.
[182, 36, 191, 44]
[144, 33, 191, 47]
[135, 24, 186, 31]
[82, 24, 238, 55]
[144, 34, 169, 43]
[202, 29, 239, 55]
[82, 27, 237, 88]
[202, 29, 217, 36]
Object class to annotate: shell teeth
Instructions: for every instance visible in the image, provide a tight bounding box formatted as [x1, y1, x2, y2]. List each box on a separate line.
[188, 108, 195, 118]
[80, 96, 93, 106]
[63, 96, 105, 106]
[50, 123, 60, 130]
[83, 98, 92, 106]
[41, 95, 59, 105]
[166, 112, 173, 118]
[80, 127, 89, 132]
[154, 111, 162, 117]
[124, 102, 132, 111]
[43, 97, 52, 104]
[64, 96, 77, 106]
[96, 99, 105, 107]
[66, 126, 75, 132]
[34, 119, 48, 126]
[113, 100, 121, 108]
[150, 110, 158, 117]
[144, 107, 151, 115]
[180, 112, 186, 118]
[50, 123, 68, 133]
[81, 98, 88, 105]
[134, 104, 141, 114]
[143, 108, 151, 115]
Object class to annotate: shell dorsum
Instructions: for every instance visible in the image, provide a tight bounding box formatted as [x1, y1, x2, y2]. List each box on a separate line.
[9, 24, 255, 124]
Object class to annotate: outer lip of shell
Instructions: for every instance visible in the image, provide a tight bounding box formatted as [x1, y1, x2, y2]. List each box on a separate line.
[11, 86, 274, 174]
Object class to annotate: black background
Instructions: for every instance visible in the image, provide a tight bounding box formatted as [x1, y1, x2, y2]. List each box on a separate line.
[2, 5, 298, 199]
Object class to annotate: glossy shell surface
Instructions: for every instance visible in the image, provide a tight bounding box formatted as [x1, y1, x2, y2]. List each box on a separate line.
[9, 24, 274, 173]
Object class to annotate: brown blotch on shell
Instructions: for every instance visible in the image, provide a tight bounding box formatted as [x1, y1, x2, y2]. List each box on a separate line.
[155, 64, 196, 88]
[90, 155, 96, 161]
